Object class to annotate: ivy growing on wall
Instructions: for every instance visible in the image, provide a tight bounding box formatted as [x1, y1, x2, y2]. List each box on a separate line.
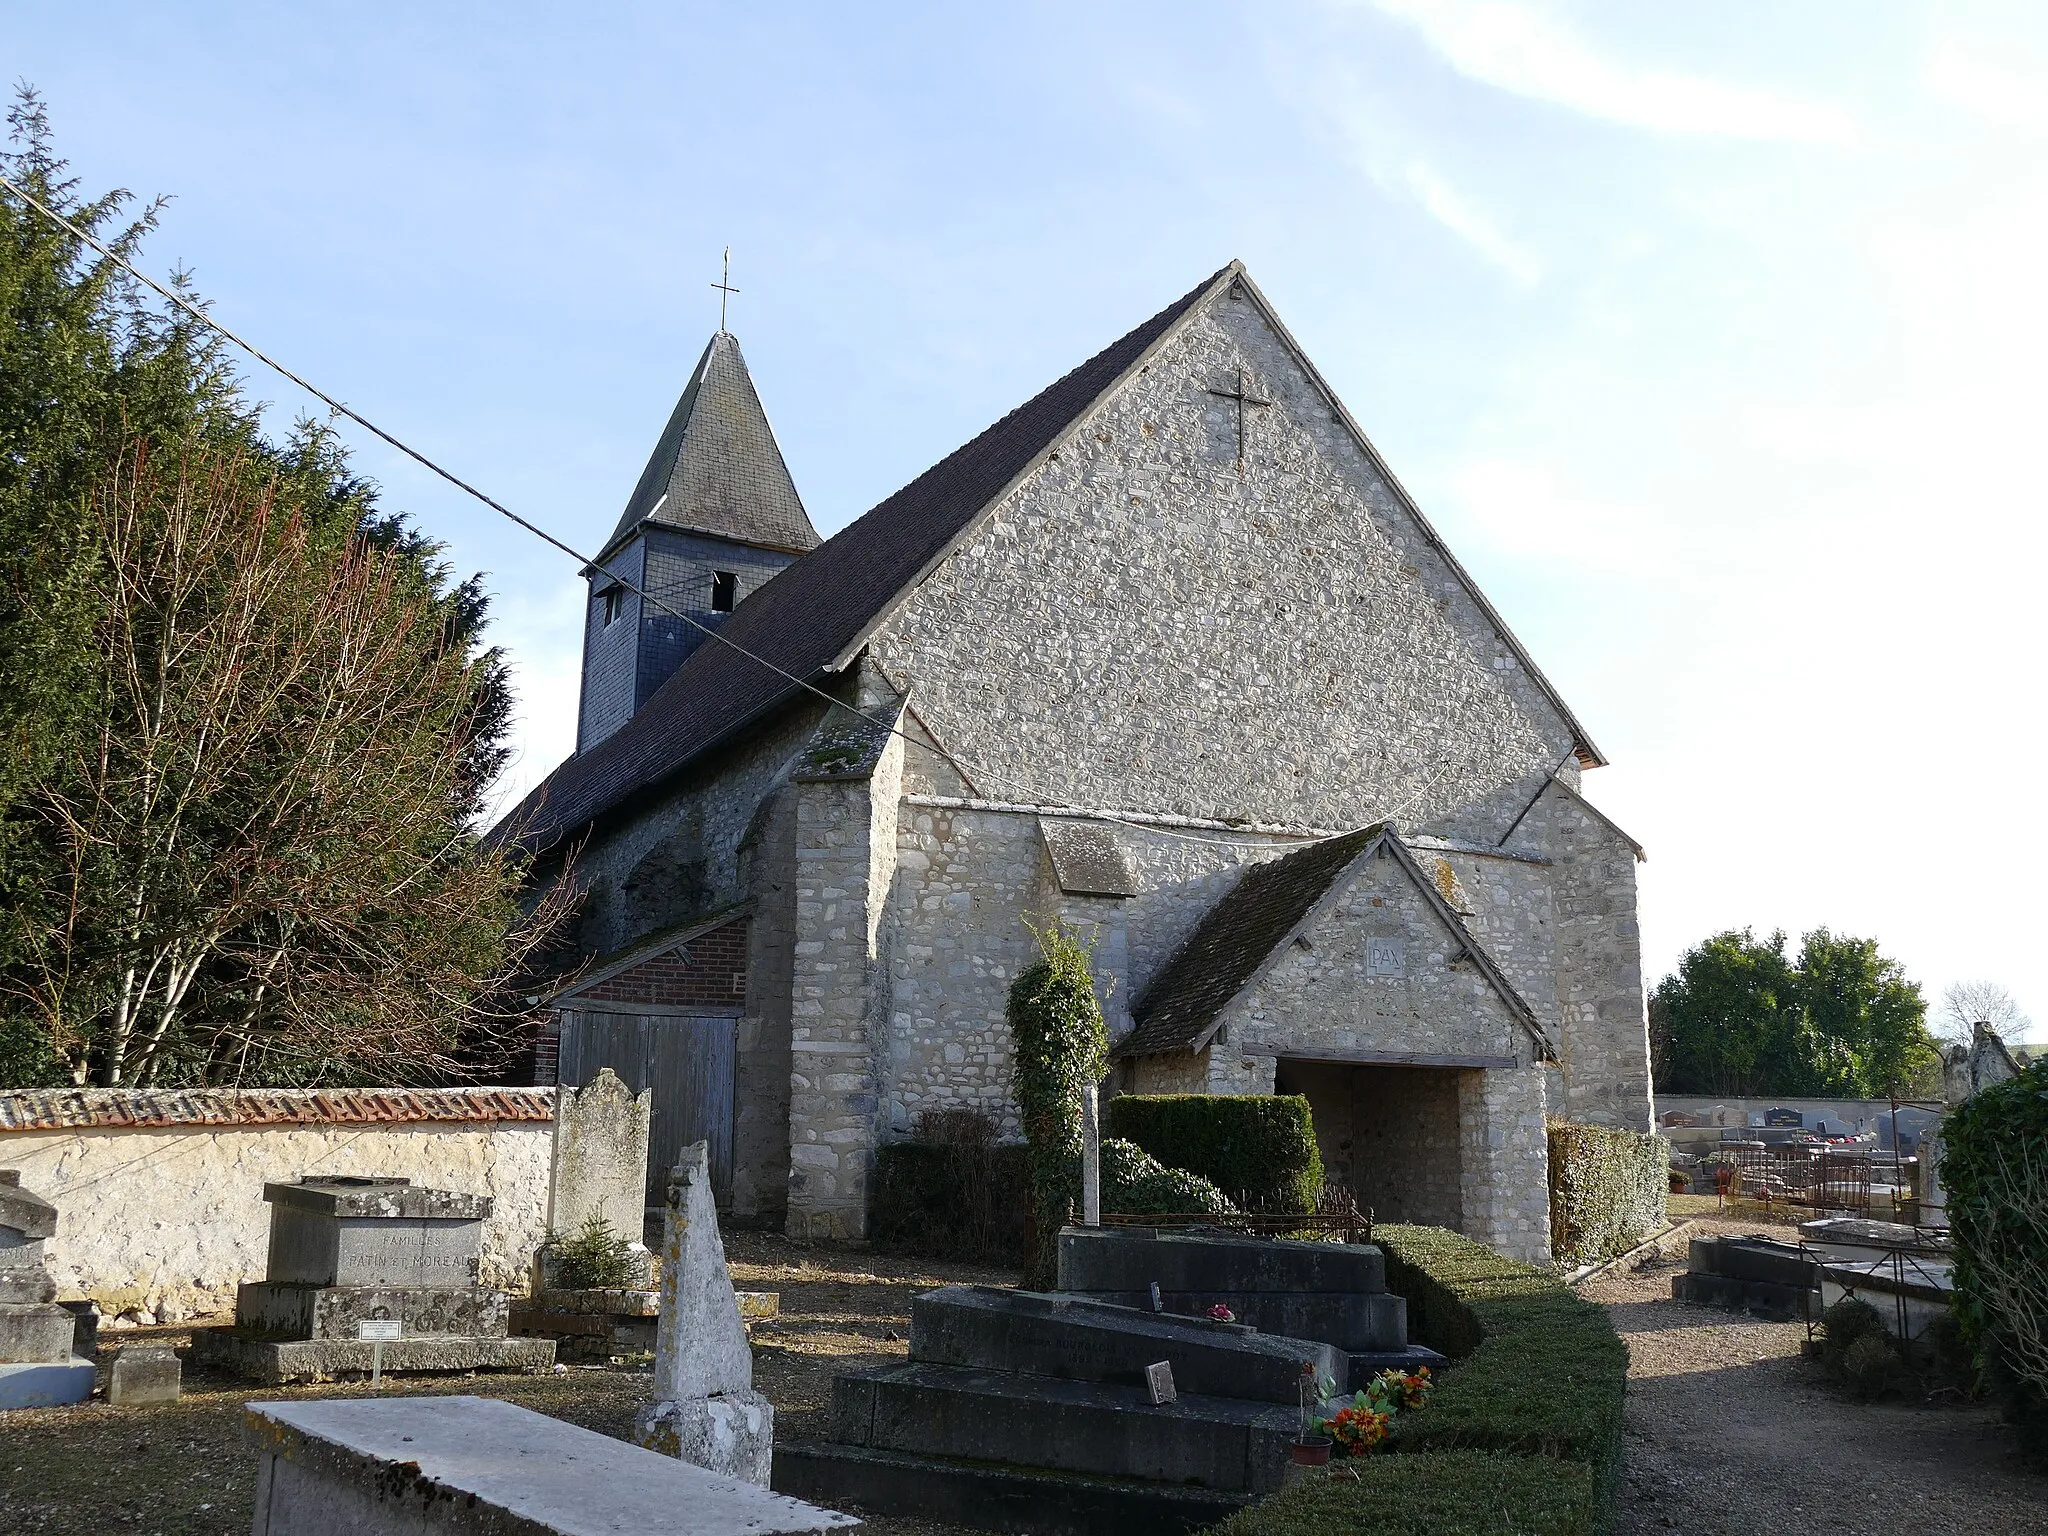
[1006, 920, 1108, 1288]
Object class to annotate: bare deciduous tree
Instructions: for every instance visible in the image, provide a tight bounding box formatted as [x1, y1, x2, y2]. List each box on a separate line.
[1937, 980, 2032, 1050]
[1, 442, 569, 1086]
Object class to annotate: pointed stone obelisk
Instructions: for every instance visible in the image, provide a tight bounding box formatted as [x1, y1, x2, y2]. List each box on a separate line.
[632, 1141, 775, 1485]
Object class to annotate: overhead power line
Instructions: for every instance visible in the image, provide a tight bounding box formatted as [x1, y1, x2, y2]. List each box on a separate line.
[0, 167, 1377, 850]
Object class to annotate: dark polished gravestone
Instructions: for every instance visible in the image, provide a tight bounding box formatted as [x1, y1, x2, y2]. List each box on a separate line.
[1057, 1225, 1441, 1384]
[194, 1178, 552, 1384]
[776, 1282, 1339, 1536]
[0, 1170, 96, 1409]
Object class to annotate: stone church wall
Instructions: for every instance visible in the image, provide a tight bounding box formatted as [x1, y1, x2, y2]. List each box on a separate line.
[1509, 784, 1654, 1132]
[784, 727, 905, 1240]
[865, 292, 1582, 847]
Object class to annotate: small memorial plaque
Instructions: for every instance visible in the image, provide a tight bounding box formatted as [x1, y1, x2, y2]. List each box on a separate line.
[1144, 1361, 1176, 1405]
[357, 1319, 403, 1342]
[1147, 1281, 1162, 1314]
[1367, 937, 1405, 978]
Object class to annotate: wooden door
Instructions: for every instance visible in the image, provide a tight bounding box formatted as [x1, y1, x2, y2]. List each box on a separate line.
[556, 1009, 737, 1205]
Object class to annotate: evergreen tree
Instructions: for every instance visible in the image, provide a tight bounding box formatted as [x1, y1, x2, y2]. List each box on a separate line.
[0, 90, 550, 1086]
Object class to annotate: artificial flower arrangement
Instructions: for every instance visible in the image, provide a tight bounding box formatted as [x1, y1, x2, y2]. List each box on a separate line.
[1207, 1304, 1236, 1323]
[1307, 1366, 1433, 1459]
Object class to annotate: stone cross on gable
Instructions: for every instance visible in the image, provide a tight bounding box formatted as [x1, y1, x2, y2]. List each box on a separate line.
[1207, 366, 1272, 474]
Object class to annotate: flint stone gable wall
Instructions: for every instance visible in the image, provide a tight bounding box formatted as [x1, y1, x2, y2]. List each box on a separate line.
[866, 294, 1576, 844]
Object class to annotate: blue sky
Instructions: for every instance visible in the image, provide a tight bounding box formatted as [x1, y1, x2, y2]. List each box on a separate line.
[10, 2, 2046, 1032]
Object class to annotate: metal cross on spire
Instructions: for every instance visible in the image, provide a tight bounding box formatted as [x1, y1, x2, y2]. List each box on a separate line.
[1207, 366, 1272, 474]
[711, 247, 739, 333]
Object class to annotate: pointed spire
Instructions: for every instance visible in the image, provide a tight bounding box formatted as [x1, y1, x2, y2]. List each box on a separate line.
[603, 332, 818, 558]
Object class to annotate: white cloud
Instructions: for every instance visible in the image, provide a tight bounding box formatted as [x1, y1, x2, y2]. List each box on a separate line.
[1927, 40, 2048, 133]
[1402, 160, 1542, 284]
[1370, 0, 1856, 142]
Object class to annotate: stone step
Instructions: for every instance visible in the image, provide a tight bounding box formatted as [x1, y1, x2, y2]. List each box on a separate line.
[236, 1282, 509, 1341]
[912, 1285, 1342, 1404]
[774, 1441, 1253, 1536]
[193, 1327, 553, 1385]
[1058, 1226, 1387, 1296]
[832, 1362, 1298, 1494]
[1346, 1344, 1447, 1393]
[1069, 1287, 1407, 1352]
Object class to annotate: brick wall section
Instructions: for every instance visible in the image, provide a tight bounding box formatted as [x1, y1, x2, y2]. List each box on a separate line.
[574, 918, 752, 1007]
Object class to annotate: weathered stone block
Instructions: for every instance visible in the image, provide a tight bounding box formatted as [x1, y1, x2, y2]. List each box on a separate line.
[107, 1344, 181, 1406]
[635, 1388, 777, 1485]
[0, 1301, 74, 1364]
[263, 1178, 488, 1289]
[244, 1395, 855, 1536]
[235, 1281, 508, 1341]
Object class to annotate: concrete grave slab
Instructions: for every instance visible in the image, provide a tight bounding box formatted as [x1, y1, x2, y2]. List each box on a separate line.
[1057, 1226, 1388, 1295]
[244, 1395, 857, 1536]
[831, 1362, 1299, 1494]
[195, 1330, 552, 1386]
[909, 1285, 1343, 1404]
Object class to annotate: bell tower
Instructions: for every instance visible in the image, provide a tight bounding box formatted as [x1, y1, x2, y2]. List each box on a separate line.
[577, 330, 818, 753]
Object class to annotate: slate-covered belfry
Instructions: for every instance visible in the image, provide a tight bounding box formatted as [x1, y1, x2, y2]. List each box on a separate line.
[508, 261, 1655, 1265]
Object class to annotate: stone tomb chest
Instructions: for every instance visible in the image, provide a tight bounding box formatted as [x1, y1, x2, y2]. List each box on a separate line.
[196, 1177, 552, 1384]
[263, 1178, 489, 1290]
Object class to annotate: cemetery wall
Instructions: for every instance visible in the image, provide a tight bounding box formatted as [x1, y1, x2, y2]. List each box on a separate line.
[0, 1089, 553, 1321]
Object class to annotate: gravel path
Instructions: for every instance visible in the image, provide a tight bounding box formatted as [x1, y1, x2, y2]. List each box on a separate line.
[1590, 1215, 2047, 1535]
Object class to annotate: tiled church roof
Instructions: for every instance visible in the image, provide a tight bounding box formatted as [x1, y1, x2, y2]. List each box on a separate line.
[601, 331, 820, 560]
[504, 266, 1231, 851]
[1116, 827, 1552, 1061]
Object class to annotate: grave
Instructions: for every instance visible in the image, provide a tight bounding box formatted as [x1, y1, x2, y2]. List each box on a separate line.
[1057, 1225, 1439, 1385]
[193, 1177, 553, 1383]
[633, 1140, 776, 1484]
[511, 1068, 662, 1361]
[777, 1280, 1345, 1536]
[1671, 1234, 1816, 1321]
[0, 1169, 96, 1409]
[245, 1394, 857, 1536]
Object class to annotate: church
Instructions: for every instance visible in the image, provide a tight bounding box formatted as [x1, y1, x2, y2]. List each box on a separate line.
[505, 262, 1653, 1265]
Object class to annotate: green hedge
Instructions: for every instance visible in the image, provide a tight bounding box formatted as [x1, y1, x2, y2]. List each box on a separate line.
[1547, 1122, 1669, 1268]
[1942, 1056, 2048, 1465]
[1209, 1450, 1598, 1536]
[1101, 1137, 1235, 1216]
[1222, 1225, 1627, 1536]
[867, 1141, 1030, 1264]
[1105, 1094, 1324, 1214]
